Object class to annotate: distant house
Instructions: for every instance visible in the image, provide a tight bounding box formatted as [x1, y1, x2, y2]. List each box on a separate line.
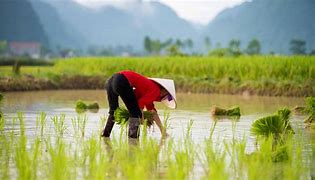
[9, 41, 41, 58]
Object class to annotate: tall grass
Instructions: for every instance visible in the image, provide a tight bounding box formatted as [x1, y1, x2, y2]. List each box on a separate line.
[0, 112, 312, 179]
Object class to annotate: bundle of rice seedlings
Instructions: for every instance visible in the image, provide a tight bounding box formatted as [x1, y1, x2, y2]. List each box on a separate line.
[271, 146, 289, 162]
[75, 100, 99, 113]
[87, 102, 99, 110]
[114, 107, 154, 127]
[250, 108, 294, 138]
[304, 97, 315, 124]
[75, 100, 88, 113]
[210, 106, 241, 116]
[87, 102, 100, 113]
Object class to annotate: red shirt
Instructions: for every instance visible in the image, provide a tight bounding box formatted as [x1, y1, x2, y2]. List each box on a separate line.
[119, 70, 161, 111]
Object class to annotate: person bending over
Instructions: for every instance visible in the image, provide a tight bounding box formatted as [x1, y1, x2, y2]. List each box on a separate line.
[101, 70, 177, 138]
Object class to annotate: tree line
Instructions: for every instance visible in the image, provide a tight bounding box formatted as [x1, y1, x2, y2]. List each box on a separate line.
[0, 37, 314, 58]
[143, 36, 315, 56]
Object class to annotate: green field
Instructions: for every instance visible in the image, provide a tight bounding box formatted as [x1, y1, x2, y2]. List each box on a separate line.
[0, 56, 314, 96]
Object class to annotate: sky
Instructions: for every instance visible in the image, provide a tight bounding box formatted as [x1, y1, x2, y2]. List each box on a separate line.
[73, 0, 246, 25]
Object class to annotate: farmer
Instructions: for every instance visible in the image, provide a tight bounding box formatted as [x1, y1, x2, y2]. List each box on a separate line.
[101, 70, 177, 138]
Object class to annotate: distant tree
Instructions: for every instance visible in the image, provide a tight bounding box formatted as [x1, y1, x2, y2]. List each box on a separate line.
[40, 45, 52, 57]
[185, 39, 194, 50]
[151, 39, 162, 55]
[228, 39, 242, 56]
[0, 41, 7, 55]
[144, 36, 152, 53]
[246, 39, 261, 55]
[100, 48, 113, 56]
[161, 38, 173, 50]
[310, 50, 315, 55]
[208, 48, 229, 57]
[175, 39, 183, 48]
[204, 37, 211, 51]
[289, 39, 306, 55]
[166, 45, 186, 57]
[88, 46, 98, 56]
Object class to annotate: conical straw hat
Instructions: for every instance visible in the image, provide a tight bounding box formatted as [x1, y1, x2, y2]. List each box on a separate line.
[149, 78, 177, 109]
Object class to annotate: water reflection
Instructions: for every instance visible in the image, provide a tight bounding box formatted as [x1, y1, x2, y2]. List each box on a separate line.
[2, 90, 304, 114]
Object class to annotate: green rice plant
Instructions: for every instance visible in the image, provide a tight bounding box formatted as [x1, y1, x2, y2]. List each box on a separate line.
[0, 117, 11, 180]
[87, 102, 99, 110]
[0, 94, 3, 119]
[75, 100, 88, 113]
[200, 140, 229, 179]
[209, 120, 218, 140]
[0, 115, 5, 134]
[211, 106, 241, 116]
[14, 112, 33, 179]
[36, 112, 46, 137]
[46, 138, 71, 179]
[2, 56, 313, 95]
[251, 115, 289, 138]
[0, 112, 312, 179]
[304, 97, 315, 124]
[114, 107, 153, 127]
[71, 114, 87, 137]
[250, 108, 294, 138]
[75, 100, 99, 113]
[51, 114, 67, 138]
[166, 120, 195, 179]
[165, 141, 195, 179]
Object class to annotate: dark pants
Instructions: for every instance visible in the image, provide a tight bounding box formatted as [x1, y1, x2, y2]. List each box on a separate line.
[106, 73, 142, 118]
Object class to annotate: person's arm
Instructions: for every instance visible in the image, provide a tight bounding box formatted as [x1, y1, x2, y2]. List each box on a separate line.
[151, 110, 168, 137]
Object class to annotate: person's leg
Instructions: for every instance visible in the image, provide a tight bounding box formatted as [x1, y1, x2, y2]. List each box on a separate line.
[112, 74, 142, 138]
[101, 75, 119, 137]
[112, 74, 142, 118]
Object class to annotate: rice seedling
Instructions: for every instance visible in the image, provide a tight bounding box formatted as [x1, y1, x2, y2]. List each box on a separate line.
[46, 138, 71, 179]
[75, 100, 88, 113]
[71, 114, 87, 137]
[87, 102, 99, 113]
[0, 112, 312, 179]
[0, 93, 3, 118]
[211, 106, 241, 116]
[51, 114, 67, 138]
[35, 112, 46, 137]
[304, 97, 315, 125]
[75, 100, 99, 113]
[114, 107, 154, 127]
[200, 140, 229, 179]
[250, 108, 294, 138]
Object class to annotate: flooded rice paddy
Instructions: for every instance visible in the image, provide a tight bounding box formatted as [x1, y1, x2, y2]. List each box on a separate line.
[0, 90, 314, 179]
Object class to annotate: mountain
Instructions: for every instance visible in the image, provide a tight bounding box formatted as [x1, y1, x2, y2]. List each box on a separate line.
[43, 0, 197, 50]
[30, 0, 87, 50]
[204, 0, 315, 54]
[0, 0, 49, 46]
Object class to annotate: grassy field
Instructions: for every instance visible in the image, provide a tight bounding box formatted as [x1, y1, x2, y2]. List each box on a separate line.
[0, 112, 312, 179]
[0, 56, 314, 96]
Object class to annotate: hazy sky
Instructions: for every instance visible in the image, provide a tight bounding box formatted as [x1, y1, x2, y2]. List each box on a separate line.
[74, 0, 245, 25]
